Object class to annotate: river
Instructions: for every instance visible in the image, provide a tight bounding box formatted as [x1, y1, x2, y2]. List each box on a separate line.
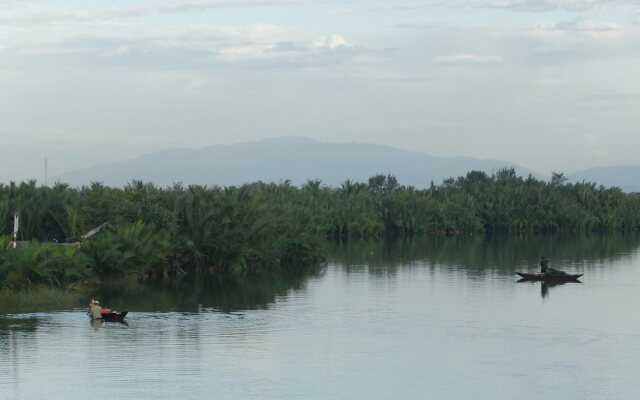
[2, 235, 640, 399]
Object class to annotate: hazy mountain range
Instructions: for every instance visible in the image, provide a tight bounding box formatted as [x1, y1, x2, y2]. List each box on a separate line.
[568, 166, 640, 193]
[54, 137, 639, 191]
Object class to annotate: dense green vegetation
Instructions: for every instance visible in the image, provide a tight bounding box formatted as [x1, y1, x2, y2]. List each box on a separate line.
[274, 170, 640, 237]
[0, 168, 639, 288]
[0, 181, 326, 289]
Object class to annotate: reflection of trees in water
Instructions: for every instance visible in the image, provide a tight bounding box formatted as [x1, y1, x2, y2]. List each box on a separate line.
[2, 235, 638, 314]
[0, 317, 39, 335]
[0, 317, 39, 354]
[98, 265, 326, 313]
[329, 235, 640, 276]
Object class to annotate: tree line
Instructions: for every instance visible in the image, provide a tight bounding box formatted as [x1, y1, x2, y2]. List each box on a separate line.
[0, 168, 639, 288]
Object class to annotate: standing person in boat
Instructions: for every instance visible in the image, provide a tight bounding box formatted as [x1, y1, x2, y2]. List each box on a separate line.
[539, 257, 567, 276]
[539, 257, 549, 275]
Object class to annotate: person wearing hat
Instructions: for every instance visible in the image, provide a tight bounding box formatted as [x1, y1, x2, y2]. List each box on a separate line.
[87, 299, 95, 316]
[89, 299, 103, 320]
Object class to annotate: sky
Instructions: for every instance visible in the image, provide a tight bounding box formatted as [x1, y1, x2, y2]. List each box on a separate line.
[1, 0, 639, 183]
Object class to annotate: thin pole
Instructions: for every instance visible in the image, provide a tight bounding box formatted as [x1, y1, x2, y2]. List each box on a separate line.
[45, 157, 48, 187]
[11, 211, 19, 248]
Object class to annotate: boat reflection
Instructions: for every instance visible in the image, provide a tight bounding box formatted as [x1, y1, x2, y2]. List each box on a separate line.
[89, 319, 129, 330]
[517, 278, 582, 298]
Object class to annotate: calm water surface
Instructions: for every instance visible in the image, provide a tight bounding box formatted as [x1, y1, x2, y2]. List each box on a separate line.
[2, 236, 640, 399]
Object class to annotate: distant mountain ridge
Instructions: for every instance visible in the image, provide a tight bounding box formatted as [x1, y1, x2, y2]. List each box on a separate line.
[568, 166, 640, 193]
[55, 137, 541, 188]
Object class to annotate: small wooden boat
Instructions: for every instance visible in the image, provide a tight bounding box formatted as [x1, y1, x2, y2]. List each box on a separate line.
[100, 311, 128, 322]
[516, 272, 582, 281]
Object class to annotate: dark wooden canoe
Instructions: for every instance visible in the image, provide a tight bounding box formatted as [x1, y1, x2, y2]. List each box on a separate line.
[516, 273, 582, 281]
[100, 311, 128, 322]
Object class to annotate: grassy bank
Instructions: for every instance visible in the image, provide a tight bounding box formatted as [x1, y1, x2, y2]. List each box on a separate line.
[0, 286, 84, 313]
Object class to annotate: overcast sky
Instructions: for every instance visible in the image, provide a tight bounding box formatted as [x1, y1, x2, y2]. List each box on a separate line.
[1, 0, 639, 183]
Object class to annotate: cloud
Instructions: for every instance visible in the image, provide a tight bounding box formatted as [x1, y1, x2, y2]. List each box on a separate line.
[394, 21, 440, 29]
[484, 0, 616, 12]
[0, 0, 317, 25]
[523, 18, 629, 50]
[313, 34, 350, 49]
[434, 54, 503, 64]
[328, 3, 430, 15]
[134, 24, 293, 51]
[19, 46, 91, 56]
[140, 26, 354, 64]
[550, 20, 619, 32]
[184, 77, 221, 94]
[216, 33, 352, 62]
[102, 46, 131, 57]
[2, 19, 361, 68]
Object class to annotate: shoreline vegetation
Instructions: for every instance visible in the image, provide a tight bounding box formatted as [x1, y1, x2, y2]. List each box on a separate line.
[1, 168, 640, 290]
[0, 286, 83, 313]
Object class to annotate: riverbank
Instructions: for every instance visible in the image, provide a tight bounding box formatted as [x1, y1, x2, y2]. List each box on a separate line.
[2, 172, 640, 289]
[0, 286, 84, 313]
